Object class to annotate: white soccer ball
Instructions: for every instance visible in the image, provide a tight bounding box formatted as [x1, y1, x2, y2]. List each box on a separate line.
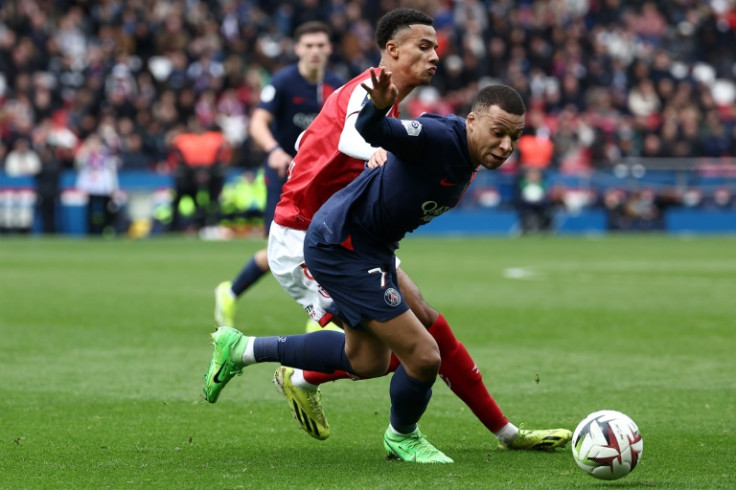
[571, 410, 643, 480]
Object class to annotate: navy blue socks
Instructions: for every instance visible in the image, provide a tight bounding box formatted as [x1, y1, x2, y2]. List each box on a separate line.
[252, 330, 354, 375]
[389, 364, 434, 434]
[231, 256, 267, 296]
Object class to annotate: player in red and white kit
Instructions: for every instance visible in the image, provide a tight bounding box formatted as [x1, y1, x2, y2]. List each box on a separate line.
[267, 71, 402, 325]
[211, 8, 572, 452]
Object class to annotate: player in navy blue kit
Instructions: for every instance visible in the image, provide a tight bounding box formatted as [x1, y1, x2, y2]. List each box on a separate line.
[202, 68, 527, 463]
[302, 70, 526, 462]
[214, 21, 344, 328]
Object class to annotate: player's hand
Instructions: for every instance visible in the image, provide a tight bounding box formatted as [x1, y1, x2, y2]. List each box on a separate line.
[367, 148, 388, 169]
[360, 67, 398, 110]
[268, 148, 292, 178]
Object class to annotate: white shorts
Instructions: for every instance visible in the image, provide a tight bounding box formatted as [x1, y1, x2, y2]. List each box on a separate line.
[267, 222, 334, 323]
[267, 222, 401, 325]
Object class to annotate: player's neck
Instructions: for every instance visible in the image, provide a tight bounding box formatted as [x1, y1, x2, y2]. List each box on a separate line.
[299, 63, 324, 83]
[376, 61, 416, 103]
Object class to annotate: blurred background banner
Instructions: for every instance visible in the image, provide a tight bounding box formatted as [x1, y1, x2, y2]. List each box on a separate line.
[1, 0, 735, 236]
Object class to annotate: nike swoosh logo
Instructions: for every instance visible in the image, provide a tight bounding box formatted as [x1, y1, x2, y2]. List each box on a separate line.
[440, 178, 457, 186]
[213, 363, 227, 383]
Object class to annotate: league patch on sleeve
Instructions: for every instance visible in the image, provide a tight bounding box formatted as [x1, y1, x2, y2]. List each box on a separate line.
[260, 84, 276, 103]
[401, 120, 423, 136]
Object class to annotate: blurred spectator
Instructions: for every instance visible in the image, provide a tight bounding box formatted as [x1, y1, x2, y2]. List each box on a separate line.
[35, 143, 62, 234]
[552, 108, 595, 169]
[169, 117, 230, 232]
[628, 78, 661, 122]
[0, 0, 734, 232]
[119, 132, 152, 171]
[4, 137, 41, 177]
[699, 109, 730, 157]
[517, 109, 554, 170]
[517, 168, 553, 234]
[640, 133, 666, 158]
[623, 189, 662, 230]
[74, 134, 120, 236]
[605, 187, 681, 231]
[705, 188, 735, 210]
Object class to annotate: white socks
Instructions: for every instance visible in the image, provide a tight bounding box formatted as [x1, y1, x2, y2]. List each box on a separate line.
[241, 336, 256, 365]
[494, 422, 519, 446]
[290, 368, 318, 391]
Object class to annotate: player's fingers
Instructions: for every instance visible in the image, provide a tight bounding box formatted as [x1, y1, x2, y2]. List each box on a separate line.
[370, 67, 379, 83]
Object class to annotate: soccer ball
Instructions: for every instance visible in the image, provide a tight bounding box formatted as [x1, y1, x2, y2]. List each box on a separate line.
[571, 410, 643, 480]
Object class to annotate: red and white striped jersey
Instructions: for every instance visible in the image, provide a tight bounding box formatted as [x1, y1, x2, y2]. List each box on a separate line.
[273, 68, 400, 230]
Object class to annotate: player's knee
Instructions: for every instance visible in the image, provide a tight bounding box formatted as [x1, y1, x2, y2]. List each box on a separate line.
[347, 351, 390, 379]
[352, 360, 390, 379]
[423, 348, 442, 374]
[254, 249, 270, 271]
[405, 345, 441, 382]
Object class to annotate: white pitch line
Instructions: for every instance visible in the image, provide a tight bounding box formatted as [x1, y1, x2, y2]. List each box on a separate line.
[503, 267, 539, 280]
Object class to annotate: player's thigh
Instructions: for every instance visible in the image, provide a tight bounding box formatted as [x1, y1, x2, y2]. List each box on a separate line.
[267, 224, 332, 322]
[365, 310, 440, 382]
[396, 267, 438, 327]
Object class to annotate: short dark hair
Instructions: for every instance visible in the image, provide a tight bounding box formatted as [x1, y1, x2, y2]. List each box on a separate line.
[472, 85, 526, 116]
[375, 8, 434, 50]
[294, 21, 331, 42]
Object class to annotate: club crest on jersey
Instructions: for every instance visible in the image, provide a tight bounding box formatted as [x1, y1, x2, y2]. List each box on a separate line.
[384, 287, 402, 307]
[401, 120, 422, 136]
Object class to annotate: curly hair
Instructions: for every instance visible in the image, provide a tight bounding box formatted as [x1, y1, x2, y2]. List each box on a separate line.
[375, 8, 434, 50]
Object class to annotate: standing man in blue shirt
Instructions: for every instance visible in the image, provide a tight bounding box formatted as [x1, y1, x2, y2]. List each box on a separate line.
[203, 69, 530, 463]
[214, 21, 344, 329]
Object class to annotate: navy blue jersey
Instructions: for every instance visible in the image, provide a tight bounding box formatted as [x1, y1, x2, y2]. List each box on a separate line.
[309, 103, 477, 258]
[257, 65, 344, 153]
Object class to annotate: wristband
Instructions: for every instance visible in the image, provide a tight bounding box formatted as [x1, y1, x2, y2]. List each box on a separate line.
[267, 145, 281, 154]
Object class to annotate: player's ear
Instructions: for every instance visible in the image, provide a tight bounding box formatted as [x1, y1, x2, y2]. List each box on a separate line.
[384, 40, 399, 59]
[466, 112, 477, 133]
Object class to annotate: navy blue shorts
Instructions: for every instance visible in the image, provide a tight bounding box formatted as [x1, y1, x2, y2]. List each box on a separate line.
[303, 241, 409, 330]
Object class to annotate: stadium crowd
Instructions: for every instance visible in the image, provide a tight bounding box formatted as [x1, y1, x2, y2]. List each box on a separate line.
[1, 0, 736, 232]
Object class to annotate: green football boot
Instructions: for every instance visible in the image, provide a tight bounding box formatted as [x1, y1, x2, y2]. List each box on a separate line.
[203, 326, 248, 403]
[214, 281, 236, 327]
[383, 427, 453, 463]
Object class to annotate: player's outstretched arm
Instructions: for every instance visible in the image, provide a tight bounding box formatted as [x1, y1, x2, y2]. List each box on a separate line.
[360, 68, 398, 110]
[356, 67, 435, 159]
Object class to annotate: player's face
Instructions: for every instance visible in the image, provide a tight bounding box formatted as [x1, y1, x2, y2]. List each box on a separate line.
[387, 24, 439, 87]
[295, 32, 332, 71]
[466, 106, 525, 170]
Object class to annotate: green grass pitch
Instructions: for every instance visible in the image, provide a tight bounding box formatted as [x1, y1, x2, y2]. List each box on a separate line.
[1, 234, 734, 489]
